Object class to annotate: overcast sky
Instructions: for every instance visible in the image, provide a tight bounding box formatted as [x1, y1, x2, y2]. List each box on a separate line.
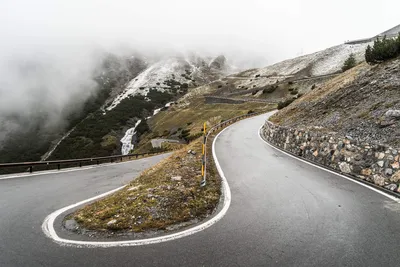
[0, 0, 399, 146]
[1, 0, 399, 64]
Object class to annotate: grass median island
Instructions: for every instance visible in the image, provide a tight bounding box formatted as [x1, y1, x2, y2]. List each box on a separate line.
[71, 137, 221, 234]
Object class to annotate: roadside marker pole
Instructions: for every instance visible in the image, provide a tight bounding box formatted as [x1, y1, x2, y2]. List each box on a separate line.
[200, 122, 207, 187]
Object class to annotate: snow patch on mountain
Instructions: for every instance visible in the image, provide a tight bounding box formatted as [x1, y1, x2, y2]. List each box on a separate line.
[106, 55, 233, 111]
[153, 108, 162, 116]
[251, 43, 371, 78]
[106, 58, 194, 111]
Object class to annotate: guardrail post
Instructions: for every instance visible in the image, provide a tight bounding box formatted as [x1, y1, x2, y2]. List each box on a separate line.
[97, 160, 99, 165]
[57, 164, 61, 170]
[29, 166, 33, 173]
[79, 162, 82, 168]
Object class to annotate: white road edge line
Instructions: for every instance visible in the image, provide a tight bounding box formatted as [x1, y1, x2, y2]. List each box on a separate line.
[41, 125, 233, 247]
[258, 122, 400, 203]
[0, 154, 171, 181]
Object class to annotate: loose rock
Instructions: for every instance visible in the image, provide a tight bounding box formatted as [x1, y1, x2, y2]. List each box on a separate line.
[107, 219, 117, 226]
[171, 176, 182, 181]
[339, 162, 351, 173]
[384, 184, 398, 191]
[390, 171, 400, 183]
[385, 109, 400, 119]
[372, 175, 385, 186]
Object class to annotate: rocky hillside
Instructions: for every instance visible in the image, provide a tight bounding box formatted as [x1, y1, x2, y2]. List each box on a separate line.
[182, 43, 371, 106]
[271, 59, 400, 148]
[46, 54, 233, 160]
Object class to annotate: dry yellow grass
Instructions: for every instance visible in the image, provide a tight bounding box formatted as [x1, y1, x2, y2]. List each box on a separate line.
[270, 63, 371, 124]
[151, 97, 274, 134]
[73, 138, 220, 233]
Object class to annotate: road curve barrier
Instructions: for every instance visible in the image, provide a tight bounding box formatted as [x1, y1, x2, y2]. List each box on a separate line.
[0, 151, 166, 175]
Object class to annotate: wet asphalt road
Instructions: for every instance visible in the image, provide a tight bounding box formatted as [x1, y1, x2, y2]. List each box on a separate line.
[1, 114, 400, 266]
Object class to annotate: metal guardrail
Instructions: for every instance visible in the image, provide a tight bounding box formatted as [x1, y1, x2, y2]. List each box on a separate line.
[200, 112, 262, 186]
[0, 151, 165, 174]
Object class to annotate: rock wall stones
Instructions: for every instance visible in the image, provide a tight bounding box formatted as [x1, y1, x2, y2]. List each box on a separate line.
[261, 120, 400, 193]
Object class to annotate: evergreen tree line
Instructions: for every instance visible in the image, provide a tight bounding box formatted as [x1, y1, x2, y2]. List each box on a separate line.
[365, 34, 400, 64]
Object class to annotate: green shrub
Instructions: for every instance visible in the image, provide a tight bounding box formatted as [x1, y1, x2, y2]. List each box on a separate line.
[263, 86, 277, 94]
[277, 98, 295, 110]
[186, 132, 203, 142]
[342, 53, 357, 72]
[366, 34, 400, 64]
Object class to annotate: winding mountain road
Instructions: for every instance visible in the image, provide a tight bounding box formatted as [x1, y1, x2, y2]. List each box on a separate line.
[1, 114, 400, 266]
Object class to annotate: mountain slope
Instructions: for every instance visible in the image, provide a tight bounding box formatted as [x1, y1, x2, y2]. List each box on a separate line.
[106, 55, 231, 111]
[271, 59, 400, 147]
[0, 53, 148, 164]
[48, 55, 233, 160]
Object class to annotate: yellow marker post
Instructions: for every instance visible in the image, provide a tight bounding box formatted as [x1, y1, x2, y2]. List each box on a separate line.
[200, 122, 207, 187]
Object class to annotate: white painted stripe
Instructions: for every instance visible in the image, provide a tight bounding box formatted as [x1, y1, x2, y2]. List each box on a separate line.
[41, 125, 233, 247]
[257, 123, 400, 203]
[0, 154, 171, 181]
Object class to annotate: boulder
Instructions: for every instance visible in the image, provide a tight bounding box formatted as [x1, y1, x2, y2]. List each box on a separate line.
[385, 168, 393, 176]
[372, 174, 385, 186]
[361, 169, 372, 176]
[385, 109, 400, 119]
[65, 219, 79, 231]
[384, 184, 398, 191]
[339, 162, 351, 173]
[390, 171, 400, 183]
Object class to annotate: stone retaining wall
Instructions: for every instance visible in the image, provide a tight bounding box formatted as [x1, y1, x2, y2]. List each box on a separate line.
[261, 121, 400, 193]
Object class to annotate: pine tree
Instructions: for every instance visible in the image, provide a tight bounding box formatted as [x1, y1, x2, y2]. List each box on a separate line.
[365, 45, 373, 64]
[342, 53, 357, 72]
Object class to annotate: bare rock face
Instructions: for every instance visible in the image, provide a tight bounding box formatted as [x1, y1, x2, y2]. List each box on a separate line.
[210, 55, 226, 70]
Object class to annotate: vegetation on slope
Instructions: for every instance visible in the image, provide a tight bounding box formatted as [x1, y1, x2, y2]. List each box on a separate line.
[342, 53, 357, 72]
[133, 96, 275, 153]
[71, 138, 220, 233]
[270, 59, 400, 147]
[365, 34, 400, 64]
[0, 54, 147, 164]
[50, 91, 174, 159]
